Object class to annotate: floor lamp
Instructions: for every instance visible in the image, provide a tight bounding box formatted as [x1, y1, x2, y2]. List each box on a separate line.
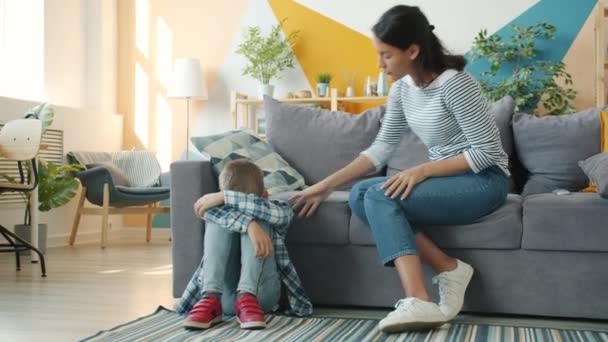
[168, 58, 208, 160]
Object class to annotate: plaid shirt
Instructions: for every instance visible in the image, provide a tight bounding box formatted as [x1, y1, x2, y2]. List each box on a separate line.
[176, 191, 313, 317]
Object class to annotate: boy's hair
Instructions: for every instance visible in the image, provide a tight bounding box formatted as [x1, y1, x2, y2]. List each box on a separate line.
[218, 159, 264, 196]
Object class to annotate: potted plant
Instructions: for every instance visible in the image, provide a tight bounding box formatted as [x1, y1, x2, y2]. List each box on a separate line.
[469, 22, 577, 115]
[236, 19, 299, 98]
[0, 103, 83, 254]
[316, 72, 332, 97]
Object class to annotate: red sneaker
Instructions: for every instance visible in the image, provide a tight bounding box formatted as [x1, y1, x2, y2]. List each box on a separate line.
[183, 295, 223, 329]
[234, 293, 266, 329]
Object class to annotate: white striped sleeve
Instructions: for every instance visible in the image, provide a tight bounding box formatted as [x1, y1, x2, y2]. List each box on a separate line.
[442, 72, 504, 173]
[360, 80, 408, 171]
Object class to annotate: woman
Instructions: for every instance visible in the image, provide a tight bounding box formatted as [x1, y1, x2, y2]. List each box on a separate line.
[291, 5, 509, 333]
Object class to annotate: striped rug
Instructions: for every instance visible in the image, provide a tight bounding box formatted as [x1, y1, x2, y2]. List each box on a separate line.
[82, 306, 607, 342]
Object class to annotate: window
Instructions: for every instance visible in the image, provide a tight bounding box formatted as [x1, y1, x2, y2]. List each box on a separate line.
[0, 0, 45, 101]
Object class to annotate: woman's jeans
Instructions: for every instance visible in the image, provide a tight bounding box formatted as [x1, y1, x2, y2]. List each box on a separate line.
[348, 166, 509, 266]
[202, 222, 281, 315]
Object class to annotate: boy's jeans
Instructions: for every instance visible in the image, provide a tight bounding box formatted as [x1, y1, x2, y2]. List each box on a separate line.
[202, 222, 281, 315]
[349, 166, 509, 266]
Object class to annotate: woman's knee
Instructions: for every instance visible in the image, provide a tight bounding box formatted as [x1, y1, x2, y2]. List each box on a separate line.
[348, 181, 368, 210]
[363, 183, 387, 203]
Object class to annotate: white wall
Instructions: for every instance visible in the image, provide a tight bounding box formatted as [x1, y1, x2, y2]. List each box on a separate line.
[293, 0, 539, 53]
[1, 0, 123, 246]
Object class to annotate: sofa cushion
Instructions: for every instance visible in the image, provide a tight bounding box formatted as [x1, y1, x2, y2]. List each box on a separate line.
[264, 97, 383, 190]
[579, 152, 608, 198]
[349, 194, 523, 249]
[522, 193, 608, 252]
[513, 108, 601, 196]
[272, 191, 351, 245]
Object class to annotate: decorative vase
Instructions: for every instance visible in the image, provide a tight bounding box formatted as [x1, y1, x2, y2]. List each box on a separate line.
[316, 83, 329, 97]
[258, 84, 275, 98]
[377, 71, 389, 96]
[346, 86, 355, 97]
[14, 224, 47, 256]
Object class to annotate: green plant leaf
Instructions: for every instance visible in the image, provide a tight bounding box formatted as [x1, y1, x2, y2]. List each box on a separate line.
[471, 21, 576, 115]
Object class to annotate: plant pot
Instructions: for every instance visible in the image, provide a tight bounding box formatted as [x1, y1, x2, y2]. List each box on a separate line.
[14, 224, 47, 256]
[317, 83, 329, 97]
[258, 84, 275, 98]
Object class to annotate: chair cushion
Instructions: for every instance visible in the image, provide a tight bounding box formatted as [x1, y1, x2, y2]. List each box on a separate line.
[69, 151, 162, 188]
[522, 193, 608, 252]
[115, 185, 170, 195]
[272, 191, 351, 245]
[349, 194, 523, 249]
[264, 97, 384, 190]
[86, 162, 130, 187]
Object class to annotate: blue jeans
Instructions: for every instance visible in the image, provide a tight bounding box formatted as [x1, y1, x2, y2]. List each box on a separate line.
[349, 166, 508, 266]
[202, 222, 281, 315]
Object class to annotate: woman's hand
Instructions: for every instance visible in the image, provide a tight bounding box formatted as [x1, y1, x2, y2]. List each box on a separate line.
[290, 182, 333, 219]
[382, 165, 429, 200]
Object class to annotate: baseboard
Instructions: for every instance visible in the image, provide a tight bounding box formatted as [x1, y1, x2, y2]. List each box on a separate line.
[47, 227, 171, 248]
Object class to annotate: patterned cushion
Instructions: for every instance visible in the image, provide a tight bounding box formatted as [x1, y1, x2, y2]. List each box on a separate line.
[191, 130, 306, 195]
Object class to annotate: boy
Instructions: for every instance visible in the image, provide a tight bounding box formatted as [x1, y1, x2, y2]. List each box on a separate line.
[176, 159, 312, 330]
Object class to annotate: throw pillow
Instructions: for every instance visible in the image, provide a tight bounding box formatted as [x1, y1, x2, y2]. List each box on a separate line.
[579, 152, 608, 198]
[86, 162, 131, 187]
[513, 107, 602, 196]
[264, 96, 384, 190]
[192, 130, 306, 195]
[191, 130, 262, 158]
[111, 151, 162, 188]
[582, 111, 608, 193]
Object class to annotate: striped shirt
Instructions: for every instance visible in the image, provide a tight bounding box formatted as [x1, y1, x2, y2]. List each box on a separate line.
[362, 70, 509, 176]
[176, 191, 313, 317]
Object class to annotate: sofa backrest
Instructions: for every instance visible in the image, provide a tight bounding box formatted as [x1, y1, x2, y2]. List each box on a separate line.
[264, 97, 384, 190]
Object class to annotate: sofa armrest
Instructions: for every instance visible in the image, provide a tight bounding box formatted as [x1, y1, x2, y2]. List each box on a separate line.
[170, 160, 219, 297]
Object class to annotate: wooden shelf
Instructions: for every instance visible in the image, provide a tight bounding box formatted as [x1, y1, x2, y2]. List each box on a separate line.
[234, 95, 387, 105]
[230, 88, 388, 134]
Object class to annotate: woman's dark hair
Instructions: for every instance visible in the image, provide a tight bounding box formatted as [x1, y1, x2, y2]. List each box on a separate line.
[372, 5, 466, 73]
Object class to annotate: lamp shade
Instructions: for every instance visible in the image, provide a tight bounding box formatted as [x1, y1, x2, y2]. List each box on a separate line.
[168, 58, 208, 99]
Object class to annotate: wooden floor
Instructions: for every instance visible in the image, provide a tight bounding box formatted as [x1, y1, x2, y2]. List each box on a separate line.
[2, 237, 607, 341]
[0, 237, 175, 341]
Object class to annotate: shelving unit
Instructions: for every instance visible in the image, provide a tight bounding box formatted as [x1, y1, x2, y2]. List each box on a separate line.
[230, 88, 387, 135]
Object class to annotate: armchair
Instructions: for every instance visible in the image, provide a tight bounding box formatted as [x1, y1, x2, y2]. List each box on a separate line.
[67, 151, 170, 248]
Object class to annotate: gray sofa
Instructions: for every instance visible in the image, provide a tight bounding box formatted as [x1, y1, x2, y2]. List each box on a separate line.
[171, 97, 608, 320]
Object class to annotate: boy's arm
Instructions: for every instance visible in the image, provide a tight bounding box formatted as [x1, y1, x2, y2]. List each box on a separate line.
[204, 206, 252, 234]
[223, 190, 294, 227]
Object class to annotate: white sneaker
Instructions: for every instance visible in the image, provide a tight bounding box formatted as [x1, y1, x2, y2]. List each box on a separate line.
[432, 259, 474, 320]
[378, 297, 447, 333]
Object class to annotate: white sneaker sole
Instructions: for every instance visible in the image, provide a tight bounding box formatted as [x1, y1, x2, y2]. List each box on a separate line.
[183, 315, 223, 329]
[380, 318, 446, 333]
